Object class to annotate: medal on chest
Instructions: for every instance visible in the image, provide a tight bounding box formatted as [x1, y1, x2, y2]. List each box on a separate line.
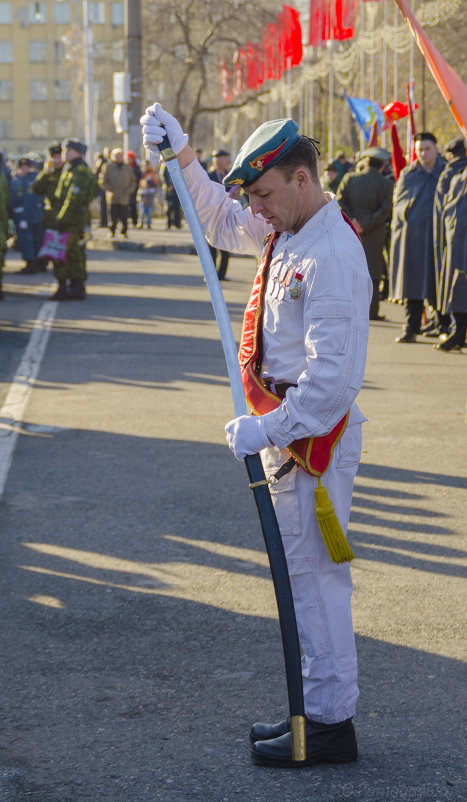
[289, 272, 303, 300]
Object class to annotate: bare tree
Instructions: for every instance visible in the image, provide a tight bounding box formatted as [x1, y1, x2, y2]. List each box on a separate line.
[142, 0, 282, 136]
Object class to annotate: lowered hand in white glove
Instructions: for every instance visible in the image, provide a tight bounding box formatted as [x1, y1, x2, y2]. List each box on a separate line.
[225, 415, 272, 460]
[140, 102, 189, 156]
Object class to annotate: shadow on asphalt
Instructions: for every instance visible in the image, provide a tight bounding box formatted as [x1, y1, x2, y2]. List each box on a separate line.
[1, 430, 465, 800]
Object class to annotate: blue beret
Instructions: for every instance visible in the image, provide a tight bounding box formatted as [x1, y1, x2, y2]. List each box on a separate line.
[223, 118, 300, 188]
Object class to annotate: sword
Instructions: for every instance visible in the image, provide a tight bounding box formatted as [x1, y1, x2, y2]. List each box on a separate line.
[158, 134, 306, 762]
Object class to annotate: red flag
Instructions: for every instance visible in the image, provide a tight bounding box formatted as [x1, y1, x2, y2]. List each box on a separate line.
[391, 123, 407, 182]
[309, 1, 358, 46]
[406, 83, 417, 162]
[282, 5, 303, 68]
[394, 0, 467, 138]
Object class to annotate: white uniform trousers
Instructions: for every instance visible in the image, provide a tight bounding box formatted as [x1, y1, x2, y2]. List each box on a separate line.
[260, 417, 361, 724]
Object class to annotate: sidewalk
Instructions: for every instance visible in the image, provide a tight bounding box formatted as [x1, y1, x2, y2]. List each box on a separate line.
[88, 217, 197, 255]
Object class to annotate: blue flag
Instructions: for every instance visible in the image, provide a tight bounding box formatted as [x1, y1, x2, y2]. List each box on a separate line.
[344, 94, 384, 142]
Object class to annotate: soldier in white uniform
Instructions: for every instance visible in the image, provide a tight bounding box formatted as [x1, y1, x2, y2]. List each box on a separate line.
[141, 105, 372, 768]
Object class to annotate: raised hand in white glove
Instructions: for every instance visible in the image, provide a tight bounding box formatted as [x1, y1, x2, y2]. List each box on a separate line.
[140, 102, 189, 156]
[225, 415, 272, 461]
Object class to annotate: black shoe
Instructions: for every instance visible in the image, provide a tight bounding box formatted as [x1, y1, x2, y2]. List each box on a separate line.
[250, 717, 291, 744]
[435, 335, 463, 352]
[395, 331, 417, 343]
[370, 314, 385, 321]
[17, 262, 39, 275]
[251, 717, 358, 768]
[67, 278, 86, 301]
[48, 281, 68, 301]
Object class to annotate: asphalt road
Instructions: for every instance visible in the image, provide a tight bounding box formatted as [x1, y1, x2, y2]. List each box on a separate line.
[0, 246, 465, 802]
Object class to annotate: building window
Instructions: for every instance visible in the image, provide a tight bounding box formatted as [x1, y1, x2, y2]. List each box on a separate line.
[54, 80, 71, 101]
[0, 80, 12, 100]
[28, 2, 46, 24]
[88, 2, 105, 24]
[53, 1, 71, 25]
[112, 40, 124, 63]
[111, 2, 123, 26]
[54, 40, 63, 63]
[30, 80, 48, 101]
[0, 41, 12, 62]
[56, 119, 72, 138]
[0, 119, 11, 137]
[30, 41, 47, 62]
[0, 3, 12, 24]
[30, 118, 49, 138]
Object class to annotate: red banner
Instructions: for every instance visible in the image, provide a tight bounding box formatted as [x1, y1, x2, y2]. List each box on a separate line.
[309, 0, 358, 46]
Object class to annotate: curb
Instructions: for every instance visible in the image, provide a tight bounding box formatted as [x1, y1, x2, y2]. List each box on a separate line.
[88, 238, 197, 256]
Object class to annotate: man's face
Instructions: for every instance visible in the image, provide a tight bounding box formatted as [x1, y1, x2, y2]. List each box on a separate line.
[215, 154, 230, 172]
[114, 152, 123, 163]
[65, 147, 81, 162]
[245, 167, 307, 233]
[18, 163, 30, 175]
[52, 153, 64, 168]
[415, 139, 438, 170]
[326, 169, 337, 183]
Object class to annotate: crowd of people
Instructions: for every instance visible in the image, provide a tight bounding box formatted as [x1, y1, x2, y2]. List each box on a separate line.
[321, 134, 467, 352]
[0, 130, 465, 345]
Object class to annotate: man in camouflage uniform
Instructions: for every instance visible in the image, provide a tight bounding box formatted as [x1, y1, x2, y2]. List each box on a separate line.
[0, 152, 9, 300]
[50, 139, 97, 301]
[32, 143, 64, 271]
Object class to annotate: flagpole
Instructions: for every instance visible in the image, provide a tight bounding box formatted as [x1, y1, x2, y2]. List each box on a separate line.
[328, 40, 334, 161]
[382, 0, 388, 147]
[394, 1, 398, 111]
[359, 2, 365, 151]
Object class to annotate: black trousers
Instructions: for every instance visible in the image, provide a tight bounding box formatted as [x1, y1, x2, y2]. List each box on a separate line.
[110, 203, 128, 235]
[209, 245, 230, 280]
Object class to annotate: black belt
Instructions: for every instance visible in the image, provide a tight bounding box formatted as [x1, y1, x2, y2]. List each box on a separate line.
[264, 380, 297, 399]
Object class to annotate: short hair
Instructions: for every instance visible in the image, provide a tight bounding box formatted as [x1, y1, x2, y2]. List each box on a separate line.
[445, 137, 466, 157]
[273, 136, 320, 183]
[414, 132, 437, 145]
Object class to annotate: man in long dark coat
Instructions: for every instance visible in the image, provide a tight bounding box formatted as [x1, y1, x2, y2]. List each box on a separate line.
[390, 132, 445, 342]
[337, 147, 393, 320]
[434, 165, 467, 352]
[433, 138, 467, 334]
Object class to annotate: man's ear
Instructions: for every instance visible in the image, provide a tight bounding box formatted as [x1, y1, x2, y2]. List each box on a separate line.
[295, 167, 310, 188]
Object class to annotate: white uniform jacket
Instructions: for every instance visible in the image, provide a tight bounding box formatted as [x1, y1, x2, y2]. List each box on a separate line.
[182, 158, 372, 445]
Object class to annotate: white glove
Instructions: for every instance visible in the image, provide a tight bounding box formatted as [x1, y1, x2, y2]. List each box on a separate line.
[225, 415, 272, 460]
[140, 102, 189, 156]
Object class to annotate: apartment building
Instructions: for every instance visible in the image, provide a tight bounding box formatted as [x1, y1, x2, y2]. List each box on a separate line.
[0, 1, 126, 158]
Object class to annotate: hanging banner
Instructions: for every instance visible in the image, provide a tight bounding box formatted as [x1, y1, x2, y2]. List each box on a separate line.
[393, 0, 467, 137]
[309, 0, 358, 46]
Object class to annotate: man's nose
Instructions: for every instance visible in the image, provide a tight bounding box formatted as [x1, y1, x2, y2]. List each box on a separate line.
[250, 197, 263, 215]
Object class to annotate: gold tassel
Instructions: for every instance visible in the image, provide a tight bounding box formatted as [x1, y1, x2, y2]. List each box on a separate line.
[314, 477, 355, 564]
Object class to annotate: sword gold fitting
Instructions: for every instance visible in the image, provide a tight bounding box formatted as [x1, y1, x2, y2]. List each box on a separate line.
[160, 146, 176, 162]
[248, 476, 276, 489]
[290, 715, 306, 762]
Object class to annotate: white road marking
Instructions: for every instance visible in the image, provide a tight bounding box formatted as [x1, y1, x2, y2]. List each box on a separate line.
[0, 301, 57, 499]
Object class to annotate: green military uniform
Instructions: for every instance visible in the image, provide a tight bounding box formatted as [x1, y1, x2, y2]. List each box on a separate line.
[33, 166, 63, 230]
[0, 167, 9, 299]
[51, 139, 97, 300]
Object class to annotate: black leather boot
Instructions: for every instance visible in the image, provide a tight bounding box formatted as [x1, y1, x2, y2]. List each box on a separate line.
[67, 278, 86, 300]
[48, 280, 68, 301]
[251, 717, 358, 768]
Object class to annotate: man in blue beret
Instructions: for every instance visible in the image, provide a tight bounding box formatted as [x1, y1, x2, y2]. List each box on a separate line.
[141, 104, 372, 768]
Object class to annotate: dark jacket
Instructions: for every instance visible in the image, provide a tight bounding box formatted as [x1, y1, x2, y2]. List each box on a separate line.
[433, 154, 467, 293]
[9, 172, 43, 226]
[437, 166, 467, 314]
[337, 164, 393, 281]
[389, 156, 445, 301]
